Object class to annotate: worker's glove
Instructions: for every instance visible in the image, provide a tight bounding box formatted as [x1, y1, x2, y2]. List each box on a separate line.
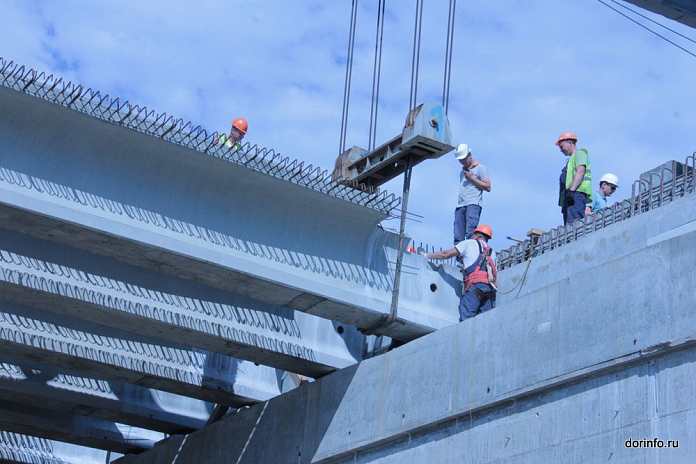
[417, 247, 427, 257]
[565, 191, 575, 206]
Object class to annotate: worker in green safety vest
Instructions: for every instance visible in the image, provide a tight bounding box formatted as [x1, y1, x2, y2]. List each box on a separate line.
[218, 117, 247, 151]
[556, 131, 592, 225]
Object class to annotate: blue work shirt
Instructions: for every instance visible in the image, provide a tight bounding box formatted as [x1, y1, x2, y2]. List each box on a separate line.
[590, 190, 607, 212]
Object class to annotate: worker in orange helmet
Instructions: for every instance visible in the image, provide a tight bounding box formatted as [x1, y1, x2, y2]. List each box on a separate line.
[419, 224, 497, 321]
[219, 117, 248, 150]
[556, 131, 592, 225]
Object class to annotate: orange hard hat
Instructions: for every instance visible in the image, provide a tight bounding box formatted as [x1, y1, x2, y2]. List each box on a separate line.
[231, 118, 248, 134]
[406, 245, 416, 253]
[474, 224, 493, 239]
[555, 131, 577, 146]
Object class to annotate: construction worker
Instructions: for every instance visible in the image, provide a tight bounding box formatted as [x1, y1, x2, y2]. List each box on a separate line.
[218, 117, 247, 150]
[453, 143, 491, 258]
[586, 173, 619, 214]
[556, 132, 592, 225]
[420, 224, 497, 321]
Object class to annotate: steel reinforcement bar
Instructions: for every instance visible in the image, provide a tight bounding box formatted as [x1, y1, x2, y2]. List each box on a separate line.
[499, 155, 696, 269]
[0, 58, 400, 215]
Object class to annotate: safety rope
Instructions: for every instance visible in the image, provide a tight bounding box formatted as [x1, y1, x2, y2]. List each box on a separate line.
[339, 0, 359, 154]
[368, 0, 386, 151]
[491, 257, 533, 295]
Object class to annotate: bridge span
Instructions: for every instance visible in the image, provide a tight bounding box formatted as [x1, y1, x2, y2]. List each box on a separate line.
[0, 58, 461, 461]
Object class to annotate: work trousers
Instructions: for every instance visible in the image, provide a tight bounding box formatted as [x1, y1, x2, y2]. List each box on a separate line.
[562, 191, 587, 225]
[453, 204, 482, 246]
[459, 282, 496, 321]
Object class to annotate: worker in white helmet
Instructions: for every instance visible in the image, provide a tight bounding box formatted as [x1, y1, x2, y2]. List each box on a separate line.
[452, 143, 491, 263]
[586, 173, 619, 214]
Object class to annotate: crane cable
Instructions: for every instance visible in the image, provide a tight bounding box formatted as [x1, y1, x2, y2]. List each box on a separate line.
[442, 0, 457, 115]
[408, 0, 424, 112]
[387, 0, 425, 330]
[339, 0, 359, 154]
[368, 0, 387, 151]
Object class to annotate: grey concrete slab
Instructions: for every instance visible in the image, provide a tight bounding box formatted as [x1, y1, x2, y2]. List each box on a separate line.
[0, 402, 161, 455]
[0, 431, 120, 464]
[0, 233, 364, 377]
[0, 84, 459, 341]
[496, 189, 696, 305]
[0, 301, 285, 406]
[115, 200, 696, 463]
[0, 358, 206, 434]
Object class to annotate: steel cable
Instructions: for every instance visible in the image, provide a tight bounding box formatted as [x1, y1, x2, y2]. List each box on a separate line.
[441, 0, 457, 115]
[340, 0, 359, 154]
[409, 0, 424, 111]
[368, 0, 387, 151]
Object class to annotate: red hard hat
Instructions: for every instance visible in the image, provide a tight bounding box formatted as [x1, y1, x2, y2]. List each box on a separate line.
[555, 131, 577, 146]
[231, 118, 248, 134]
[474, 224, 493, 239]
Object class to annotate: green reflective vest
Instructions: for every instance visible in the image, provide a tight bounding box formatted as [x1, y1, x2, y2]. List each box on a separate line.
[566, 148, 592, 202]
[219, 133, 242, 151]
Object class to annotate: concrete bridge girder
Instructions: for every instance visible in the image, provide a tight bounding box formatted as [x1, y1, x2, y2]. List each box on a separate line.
[1, 431, 121, 464]
[0, 358, 207, 434]
[0, 228, 365, 377]
[0, 401, 161, 455]
[0, 84, 460, 342]
[0, 300, 294, 406]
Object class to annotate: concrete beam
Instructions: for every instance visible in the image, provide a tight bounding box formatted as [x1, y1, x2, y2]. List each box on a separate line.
[0, 431, 119, 464]
[0, 358, 207, 434]
[497, 187, 696, 306]
[116, 193, 696, 463]
[0, 229, 365, 377]
[0, 83, 459, 341]
[0, 301, 286, 406]
[0, 402, 161, 455]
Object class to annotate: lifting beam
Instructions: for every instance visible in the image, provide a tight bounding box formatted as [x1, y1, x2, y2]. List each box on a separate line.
[332, 102, 453, 188]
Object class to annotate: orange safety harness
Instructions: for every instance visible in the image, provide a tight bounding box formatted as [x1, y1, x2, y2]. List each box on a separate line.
[463, 239, 498, 293]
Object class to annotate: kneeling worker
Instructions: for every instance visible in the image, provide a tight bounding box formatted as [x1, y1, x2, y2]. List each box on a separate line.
[421, 225, 497, 321]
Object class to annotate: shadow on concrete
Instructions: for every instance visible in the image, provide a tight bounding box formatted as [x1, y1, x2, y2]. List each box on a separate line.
[117, 364, 359, 464]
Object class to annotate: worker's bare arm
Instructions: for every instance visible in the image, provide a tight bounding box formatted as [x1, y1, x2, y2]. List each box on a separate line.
[569, 165, 586, 191]
[464, 171, 491, 192]
[424, 247, 460, 260]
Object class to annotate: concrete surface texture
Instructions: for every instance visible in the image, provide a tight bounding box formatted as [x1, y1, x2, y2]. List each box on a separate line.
[0, 431, 121, 464]
[0, 78, 460, 341]
[1, 58, 694, 463]
[118, 189, 696, 463]
[0, 60, 460, 460]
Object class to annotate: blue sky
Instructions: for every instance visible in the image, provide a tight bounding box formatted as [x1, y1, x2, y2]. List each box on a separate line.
[1, 0, 695, 252]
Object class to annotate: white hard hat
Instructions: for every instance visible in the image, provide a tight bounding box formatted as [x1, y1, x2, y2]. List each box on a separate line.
[454, 143, 471, 160]
[600, 173, 619, 187]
